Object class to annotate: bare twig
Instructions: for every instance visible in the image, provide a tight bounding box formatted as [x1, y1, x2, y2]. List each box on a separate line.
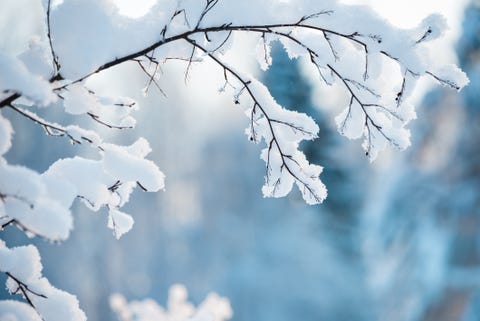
[136, 60, 167, 97]
[0, 193, 35, 209]
[136, 181, 148, 191]
[1, 219, 15, 230]
[46, 0, 61, 75]
[298, 10, 334, 24]
[6, 104, 95, 146]
[184, 44, 197, 83]
[196, 0, 220, 28]
[6, 271, 47, 310]
[322, 31, 339, 61]
[426, 71, 462, 91]
[87, 112, 134, 129]
[1, 219, 44, 239]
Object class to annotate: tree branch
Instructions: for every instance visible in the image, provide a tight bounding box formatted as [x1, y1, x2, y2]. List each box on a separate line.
[6, 104, 103, 150]
[46, 0, 61, 76]
[185, 37, 324, 203]
[327, 64, 401, 150]
[6, 271, 47, 311]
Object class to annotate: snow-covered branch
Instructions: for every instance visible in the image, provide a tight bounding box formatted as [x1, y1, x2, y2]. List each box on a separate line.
[0, 241, 86, 321]
[185, 37, 326, 203]
[0, 0, 469, 319]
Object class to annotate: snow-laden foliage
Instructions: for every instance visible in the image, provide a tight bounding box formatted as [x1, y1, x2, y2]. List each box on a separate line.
[110, 284, 233, 321]
[0, 240, 86, 321]
[0, 0, 468, 319]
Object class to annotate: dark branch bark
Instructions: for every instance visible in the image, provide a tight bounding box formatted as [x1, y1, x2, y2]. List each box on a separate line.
[6, 272, 47, 311]
[47, 0, 61, 76]
[0, 93, 21, 109]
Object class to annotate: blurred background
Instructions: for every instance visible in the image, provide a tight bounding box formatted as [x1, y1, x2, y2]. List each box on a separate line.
[1, 1, 480, 321]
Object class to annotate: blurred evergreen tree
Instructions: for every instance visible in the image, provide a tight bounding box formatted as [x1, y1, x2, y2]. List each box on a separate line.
[263, 41, 365, 221]
[356, 3, 480, 321]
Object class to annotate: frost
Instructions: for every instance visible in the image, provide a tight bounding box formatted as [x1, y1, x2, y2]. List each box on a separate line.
[50, 0, 174, 79]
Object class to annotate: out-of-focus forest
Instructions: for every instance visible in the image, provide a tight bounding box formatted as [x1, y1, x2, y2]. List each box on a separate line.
[2, 2, 479, 321]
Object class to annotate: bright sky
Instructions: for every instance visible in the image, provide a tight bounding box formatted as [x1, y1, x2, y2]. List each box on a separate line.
[112, 0, 157, 18]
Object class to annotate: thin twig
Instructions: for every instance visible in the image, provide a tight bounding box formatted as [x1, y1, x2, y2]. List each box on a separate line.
[46, 0, 61, 75]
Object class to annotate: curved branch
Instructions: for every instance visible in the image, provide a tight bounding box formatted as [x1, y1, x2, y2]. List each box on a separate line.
[185, 38, 324, 203]
[2, 9, 459, 111]
[51, 20, 376, 90]
[6, 104, 103, 149]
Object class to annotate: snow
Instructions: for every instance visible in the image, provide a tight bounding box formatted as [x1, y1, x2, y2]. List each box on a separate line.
[0, 53, 56, 106]
[0, 300, 43, 321]
[63, 85, 96, 115]
[63, 84, 138, 128]
[237, 76, 326, 204]
[0, 112, 13, 156]
[4, 197, 73, 241]
[0, 242, 87, 321]
[50, 0, 175, 79]
[0, 158, 45, 208]
[63, 125, 102, 148]
[18, 36, 52, 79]
[0, 0, 471, 319]
[335, 100, 366, 139]
[102, 139, 165, 192]
[429, 64, 470, 91]
[0, 158, 75, 241]
[108, 208, 134, 239]
[414, 14, 448, 44]
[44, 157, 110, 211]
[111, 284, 233, 321]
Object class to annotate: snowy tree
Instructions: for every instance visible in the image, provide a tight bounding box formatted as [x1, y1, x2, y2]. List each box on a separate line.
[0, 0, 469, 320]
